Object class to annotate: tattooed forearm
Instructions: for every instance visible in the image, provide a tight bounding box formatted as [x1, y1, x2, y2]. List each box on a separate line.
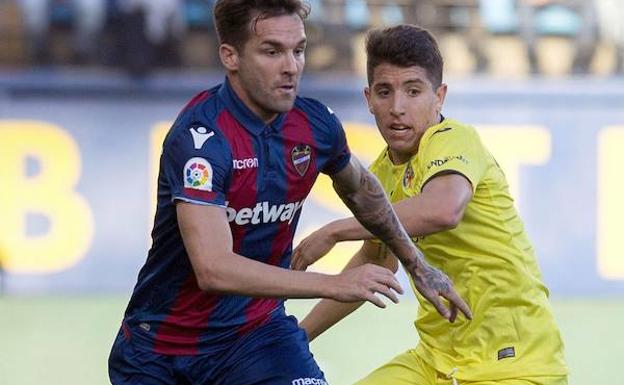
[333, 162, 425, 271]
[332, 158, 472, 320]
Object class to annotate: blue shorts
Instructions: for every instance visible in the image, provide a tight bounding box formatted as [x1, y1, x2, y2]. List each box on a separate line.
[108, 315, 327, 385]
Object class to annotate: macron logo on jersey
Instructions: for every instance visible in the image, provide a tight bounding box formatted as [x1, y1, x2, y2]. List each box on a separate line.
[292, 379, 328, 385]
[233, 157, 259, 170]
[226, 200, 305, 226]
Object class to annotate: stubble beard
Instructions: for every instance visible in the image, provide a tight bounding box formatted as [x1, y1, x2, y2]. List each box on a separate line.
[241, 73, 296, 117]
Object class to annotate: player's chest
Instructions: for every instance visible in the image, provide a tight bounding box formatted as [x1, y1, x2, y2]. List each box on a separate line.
[380, 161, 423, 203]
[226, 131, 320, 197]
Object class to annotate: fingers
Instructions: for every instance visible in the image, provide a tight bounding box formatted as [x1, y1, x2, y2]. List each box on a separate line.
[363, 285, 400, 308]
[381, 273, 404, 295]
[422, 288, 471, 322]
[409, 264, 472, 322]
[369, 268, 402, 306]
[441, 289, 473, 320]
[425, 294, 451, 320]
[364, 291, 387, 308]
[355, 264, 403, 308]
[290, 248, 299, 270]
[290, 247, 306, 271]
[370, 282, 399, 304]
[290, 233, 330, 271]
[366, 264, 403, 296]
[449, 303, 458, 323]
[291, 243, 311, 271]
[393, 277, 404, 295]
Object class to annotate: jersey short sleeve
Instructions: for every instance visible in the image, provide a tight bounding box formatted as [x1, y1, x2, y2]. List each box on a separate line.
[321, 106, 351, 175]
[418, 124, 486, 193]
[161, 123, 231, 207]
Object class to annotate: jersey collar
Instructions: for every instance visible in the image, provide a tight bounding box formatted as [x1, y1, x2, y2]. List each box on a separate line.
[422, 115, 450, 141]
[217, 77, 286, 135]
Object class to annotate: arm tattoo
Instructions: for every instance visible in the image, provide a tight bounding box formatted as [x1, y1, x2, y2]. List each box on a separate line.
[334, 164, 425, 271]
[423, 268, 451, 292]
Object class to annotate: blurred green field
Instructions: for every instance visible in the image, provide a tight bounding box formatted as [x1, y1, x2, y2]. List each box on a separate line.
[1, 296, 623, 385]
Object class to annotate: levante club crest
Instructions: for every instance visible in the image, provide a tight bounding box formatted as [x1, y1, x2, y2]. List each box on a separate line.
[291, 144, 312, 176]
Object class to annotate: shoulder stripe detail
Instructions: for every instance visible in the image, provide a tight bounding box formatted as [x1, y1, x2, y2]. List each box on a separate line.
[182, 90, 211, 112]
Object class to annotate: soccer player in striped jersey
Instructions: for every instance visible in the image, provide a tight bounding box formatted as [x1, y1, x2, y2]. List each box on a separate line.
[108, 3, 470, 385]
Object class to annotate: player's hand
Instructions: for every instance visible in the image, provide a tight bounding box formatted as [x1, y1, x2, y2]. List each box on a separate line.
[291, 228, 336, 271]
[329, 263, 403, 308]
[407, 262, 472, 322]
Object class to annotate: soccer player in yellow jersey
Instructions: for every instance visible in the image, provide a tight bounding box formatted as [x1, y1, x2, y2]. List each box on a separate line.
[291, 24, 568, 385]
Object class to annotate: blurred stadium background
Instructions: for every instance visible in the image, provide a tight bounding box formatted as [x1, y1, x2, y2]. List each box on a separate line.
[1, 0, 623, 384]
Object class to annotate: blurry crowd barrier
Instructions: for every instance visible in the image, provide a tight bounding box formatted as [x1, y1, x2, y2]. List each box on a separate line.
[0, 74, 623, 295]
[1, 0, 623, 76]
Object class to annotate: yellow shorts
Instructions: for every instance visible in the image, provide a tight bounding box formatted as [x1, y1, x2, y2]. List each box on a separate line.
[354, 349, 568, 385]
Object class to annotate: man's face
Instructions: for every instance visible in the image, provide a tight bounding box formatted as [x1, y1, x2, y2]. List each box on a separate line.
[365, 63, 447, 164]
[232, 14, 306, 122]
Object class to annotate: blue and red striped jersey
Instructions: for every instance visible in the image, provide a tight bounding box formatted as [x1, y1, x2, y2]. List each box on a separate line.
[122, 78, 351, 355]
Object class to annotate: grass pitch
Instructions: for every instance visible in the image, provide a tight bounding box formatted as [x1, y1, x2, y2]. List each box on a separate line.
[0, 296, 622, 385]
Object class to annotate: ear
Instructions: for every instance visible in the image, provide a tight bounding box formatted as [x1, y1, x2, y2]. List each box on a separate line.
[364, 87, 374, 114]
[435, 83, 448, 114]
[219, 43, 239, 72]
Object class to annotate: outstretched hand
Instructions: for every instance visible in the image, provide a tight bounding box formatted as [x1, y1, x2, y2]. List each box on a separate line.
[330, 263, 403, 308]
[407, 262, 472, 322]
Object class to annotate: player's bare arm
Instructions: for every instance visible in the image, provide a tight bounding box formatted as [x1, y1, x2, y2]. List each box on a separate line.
[177, 202, 402, 308]
[300, 240, 399, 341]
[379, 172, 473, 237]
[292, 173, 472, 271]
[293, 173, 471, 269]
[323, 157, 472, 321]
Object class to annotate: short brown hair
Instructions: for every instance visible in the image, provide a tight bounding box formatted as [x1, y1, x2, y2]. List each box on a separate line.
[214, 0, 311, 50]
[366, 25, 443, 87]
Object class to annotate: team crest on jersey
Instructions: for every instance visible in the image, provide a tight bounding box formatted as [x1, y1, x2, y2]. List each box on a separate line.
[184, 157, 213, 191]
[403, 163, 414, 189]
[291, 144, 312, 176]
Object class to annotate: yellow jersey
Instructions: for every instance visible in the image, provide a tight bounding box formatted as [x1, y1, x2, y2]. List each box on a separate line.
[369, 118, 568, 381]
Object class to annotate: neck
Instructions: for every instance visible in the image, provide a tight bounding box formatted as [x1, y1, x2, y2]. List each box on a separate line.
[388, 147, 416, 165]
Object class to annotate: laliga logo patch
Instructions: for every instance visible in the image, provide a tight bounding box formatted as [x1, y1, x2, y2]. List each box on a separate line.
[184, 157, 213, 191]
[291, 144, 312, 177]
[403, 163, 414, 189]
